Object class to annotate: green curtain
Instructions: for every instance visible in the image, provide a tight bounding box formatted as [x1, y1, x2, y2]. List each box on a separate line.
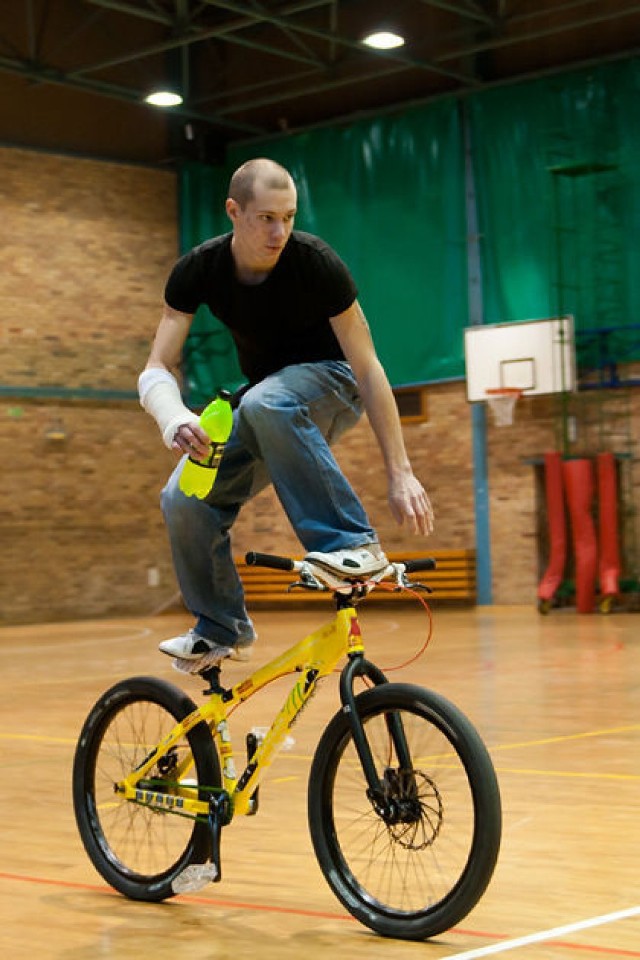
[468, 59, 640, 368]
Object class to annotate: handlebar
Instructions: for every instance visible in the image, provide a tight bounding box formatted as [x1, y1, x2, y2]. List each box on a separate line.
[245, 552, 295, 571]
[244, 551, 436, 579]
[403, 558, 437, 573]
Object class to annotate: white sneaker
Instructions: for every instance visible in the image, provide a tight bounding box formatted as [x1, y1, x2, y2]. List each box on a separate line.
[304, 543, 388, 578]
[159, 630, 247, 675]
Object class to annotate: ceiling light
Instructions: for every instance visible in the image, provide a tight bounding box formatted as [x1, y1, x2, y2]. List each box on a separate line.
[362, 31, 405, 50]
[145, 90, 183, 107]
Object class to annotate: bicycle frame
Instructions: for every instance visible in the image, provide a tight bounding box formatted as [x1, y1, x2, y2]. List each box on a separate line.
[116, 602, 378, 820]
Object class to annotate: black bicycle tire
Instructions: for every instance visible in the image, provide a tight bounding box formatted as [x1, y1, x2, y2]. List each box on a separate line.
[308, 682, 501, 940]
[73, 675, 220, 901]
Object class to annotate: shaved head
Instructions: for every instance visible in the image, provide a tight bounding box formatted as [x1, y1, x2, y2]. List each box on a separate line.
[228, 158, 295, 209]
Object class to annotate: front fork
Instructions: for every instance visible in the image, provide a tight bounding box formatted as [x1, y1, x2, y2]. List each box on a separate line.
[339, 654, 412, 817]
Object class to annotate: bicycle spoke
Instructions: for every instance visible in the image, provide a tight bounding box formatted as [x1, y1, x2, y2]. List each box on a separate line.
[347, 713, 470, 909]
[94, 702, 192, 874]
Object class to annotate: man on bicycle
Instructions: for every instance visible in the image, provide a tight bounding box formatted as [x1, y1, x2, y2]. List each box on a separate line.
[139, 157, 433, 673]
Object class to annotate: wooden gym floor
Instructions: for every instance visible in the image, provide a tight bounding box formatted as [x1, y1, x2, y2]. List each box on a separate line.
[1, 602, 639, 959]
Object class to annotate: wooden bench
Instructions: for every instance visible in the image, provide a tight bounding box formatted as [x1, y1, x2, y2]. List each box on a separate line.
[237, 549, 476, 605]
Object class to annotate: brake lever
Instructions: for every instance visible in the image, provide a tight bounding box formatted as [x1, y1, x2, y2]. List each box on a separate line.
[398, 571, 433, 593]
[405, 580, 433, 594]
[287, 570, 327, 592]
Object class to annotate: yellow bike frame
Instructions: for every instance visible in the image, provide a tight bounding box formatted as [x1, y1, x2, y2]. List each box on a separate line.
[117, 605, 365, 819]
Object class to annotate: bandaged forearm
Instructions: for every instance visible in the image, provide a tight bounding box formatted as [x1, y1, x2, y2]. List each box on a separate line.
[138, 368, 198, 449]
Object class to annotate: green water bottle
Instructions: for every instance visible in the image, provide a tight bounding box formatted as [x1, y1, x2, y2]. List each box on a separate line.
[179, 390, 233, 499]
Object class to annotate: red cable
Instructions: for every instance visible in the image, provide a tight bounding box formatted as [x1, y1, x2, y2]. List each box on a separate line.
[355, 581, 434, 677]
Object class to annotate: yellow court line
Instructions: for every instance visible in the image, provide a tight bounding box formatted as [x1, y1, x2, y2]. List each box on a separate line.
[494, 765, 640, 781]
[488, 724, 640, 754]
[3, 722, 639, 756]
[261, 725, 640, 765]
[0, 732, 75, 745]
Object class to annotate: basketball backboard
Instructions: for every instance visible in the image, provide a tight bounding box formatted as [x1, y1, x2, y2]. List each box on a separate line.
[464, 316, 576, 402]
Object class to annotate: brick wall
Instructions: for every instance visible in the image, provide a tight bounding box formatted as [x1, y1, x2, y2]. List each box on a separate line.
[0, 146, 179, 623]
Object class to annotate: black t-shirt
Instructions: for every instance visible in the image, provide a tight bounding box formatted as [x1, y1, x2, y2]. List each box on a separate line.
[164, 231, 358, 384]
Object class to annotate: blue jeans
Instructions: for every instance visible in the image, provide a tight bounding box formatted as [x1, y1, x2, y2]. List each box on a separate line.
[160, 360, 378, 646]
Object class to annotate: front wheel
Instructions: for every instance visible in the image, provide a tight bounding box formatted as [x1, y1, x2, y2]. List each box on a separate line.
[73, 676, 220, 901]
[308, 683, 501, 940]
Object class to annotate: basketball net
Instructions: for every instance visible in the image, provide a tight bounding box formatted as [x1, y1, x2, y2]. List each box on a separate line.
[485, 388, 522, 427]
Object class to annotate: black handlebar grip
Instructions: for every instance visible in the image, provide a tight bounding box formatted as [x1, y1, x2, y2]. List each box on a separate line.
[245, 551, 295, 571]
[403, 557, 437, 573]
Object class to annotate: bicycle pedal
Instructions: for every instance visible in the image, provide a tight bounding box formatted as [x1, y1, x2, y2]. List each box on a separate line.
[172, 862, 219, 894]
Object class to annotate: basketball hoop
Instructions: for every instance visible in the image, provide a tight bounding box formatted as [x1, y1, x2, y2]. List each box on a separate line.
[485, 388, 522, 427]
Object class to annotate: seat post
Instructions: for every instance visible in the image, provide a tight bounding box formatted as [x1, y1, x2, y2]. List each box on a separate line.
[201, 665, 224, 696]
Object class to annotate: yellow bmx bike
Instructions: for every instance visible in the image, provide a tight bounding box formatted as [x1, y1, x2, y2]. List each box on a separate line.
[73, 553, 501, 941]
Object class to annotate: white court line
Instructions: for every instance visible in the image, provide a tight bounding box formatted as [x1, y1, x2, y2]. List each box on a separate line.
[445, 905, 640, 959]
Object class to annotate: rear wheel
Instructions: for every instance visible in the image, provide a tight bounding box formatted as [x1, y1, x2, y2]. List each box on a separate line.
[308, 683, 501, 940]
[73, 676, 220, 901]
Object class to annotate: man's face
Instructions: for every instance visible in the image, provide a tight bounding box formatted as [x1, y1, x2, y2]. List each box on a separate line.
[227, 179, 297, 272]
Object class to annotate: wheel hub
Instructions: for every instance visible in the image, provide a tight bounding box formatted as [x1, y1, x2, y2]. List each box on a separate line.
[372, 767, 444, 849]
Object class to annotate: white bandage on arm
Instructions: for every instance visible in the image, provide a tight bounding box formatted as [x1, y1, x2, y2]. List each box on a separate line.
[138, 367, 198, 449]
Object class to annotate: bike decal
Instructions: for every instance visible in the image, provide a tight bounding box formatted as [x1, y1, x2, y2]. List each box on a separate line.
[135, 789, 185, 810]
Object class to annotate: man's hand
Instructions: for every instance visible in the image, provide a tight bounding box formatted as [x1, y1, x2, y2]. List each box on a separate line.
[172, 422, 212, 460]
[388, 473, 434, 535]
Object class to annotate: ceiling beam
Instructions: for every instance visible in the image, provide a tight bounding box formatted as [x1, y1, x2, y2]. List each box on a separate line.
[201, 28, 325, 67]
[0, 52, 264, 133]
[84, 0, 174, 26]
[508, 0, 637, 27]
[435, 3, 640, 61]
[70, 27, 324, 77]
[191, 65, 320, 108]
[74, 0, 330, 76]
[413, 0, 497, 26]
[244, 0, 319, 61]
[201, 0, 479, 85]
[215, 62, 412, 116]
